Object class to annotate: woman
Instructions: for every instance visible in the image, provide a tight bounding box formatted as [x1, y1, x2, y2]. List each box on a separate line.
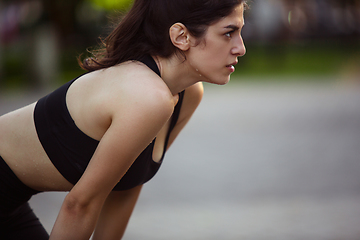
[0, 0, 247, 239]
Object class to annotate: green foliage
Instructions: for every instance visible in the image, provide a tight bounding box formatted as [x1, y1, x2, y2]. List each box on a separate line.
[88, 0, 133, 10]
[234, 40, 360, 79]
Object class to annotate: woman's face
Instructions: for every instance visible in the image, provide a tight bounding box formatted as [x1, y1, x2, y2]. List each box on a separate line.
[186, 4, 246, 85]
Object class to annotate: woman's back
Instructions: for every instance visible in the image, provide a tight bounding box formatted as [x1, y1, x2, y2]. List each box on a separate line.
[0, 60, 174, 192]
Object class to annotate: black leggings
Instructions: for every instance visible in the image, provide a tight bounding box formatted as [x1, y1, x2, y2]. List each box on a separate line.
[0, 155, 49, 240]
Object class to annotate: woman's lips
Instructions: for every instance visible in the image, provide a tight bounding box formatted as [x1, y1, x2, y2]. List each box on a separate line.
[226, 64, 236, 72]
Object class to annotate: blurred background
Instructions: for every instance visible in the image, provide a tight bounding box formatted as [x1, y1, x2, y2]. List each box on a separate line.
[1, 0, 360, 239]
[0, 0, 359, 89]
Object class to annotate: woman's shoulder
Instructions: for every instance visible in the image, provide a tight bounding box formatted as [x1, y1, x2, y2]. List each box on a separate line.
[116, 61, 173, 100]
[93, 61, 175, 115]
[66, 61, 174, 137]
[78, 60, 172, 100]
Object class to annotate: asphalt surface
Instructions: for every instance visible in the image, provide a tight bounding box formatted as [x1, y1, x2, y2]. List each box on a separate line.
[1, 78, 360, 239]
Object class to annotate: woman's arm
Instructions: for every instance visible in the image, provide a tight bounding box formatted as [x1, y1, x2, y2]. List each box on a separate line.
[49, 86, 174, 240]
[89, 83, 203, 239]
[92, 185, 143, 240]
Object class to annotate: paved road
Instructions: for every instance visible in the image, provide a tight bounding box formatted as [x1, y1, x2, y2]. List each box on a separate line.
[1, 78, 360, 239]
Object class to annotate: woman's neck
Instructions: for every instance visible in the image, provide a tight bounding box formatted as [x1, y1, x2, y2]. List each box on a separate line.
[153, 54, 202, 95]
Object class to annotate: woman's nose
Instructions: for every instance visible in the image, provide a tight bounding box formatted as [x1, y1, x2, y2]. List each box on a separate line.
[232, 36, 246, 57]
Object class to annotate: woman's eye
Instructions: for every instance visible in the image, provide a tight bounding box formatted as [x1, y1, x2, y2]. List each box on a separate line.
[225, 31, 234, 38]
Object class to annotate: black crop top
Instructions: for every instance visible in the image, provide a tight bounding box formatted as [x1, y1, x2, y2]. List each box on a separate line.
[34, 55, 184, 191]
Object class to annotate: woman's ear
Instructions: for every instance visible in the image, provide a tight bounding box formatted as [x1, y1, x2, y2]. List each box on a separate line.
[169, 23, 191, 51]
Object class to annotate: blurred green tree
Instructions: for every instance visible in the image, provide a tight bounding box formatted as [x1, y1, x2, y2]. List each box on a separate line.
[40, 0, 132, 43]
[89, 0, 133, 10]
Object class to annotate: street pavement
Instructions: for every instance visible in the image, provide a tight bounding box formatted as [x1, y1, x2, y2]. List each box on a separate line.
[1, 77, 360, 239]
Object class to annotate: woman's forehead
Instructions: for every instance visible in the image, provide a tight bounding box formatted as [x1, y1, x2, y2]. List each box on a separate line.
[213, 4, 245, 28]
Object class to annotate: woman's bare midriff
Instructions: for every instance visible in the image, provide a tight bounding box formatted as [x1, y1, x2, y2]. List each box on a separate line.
[0, 103, 74, 192]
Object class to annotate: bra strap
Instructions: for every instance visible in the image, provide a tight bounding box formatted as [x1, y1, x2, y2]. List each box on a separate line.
[138, 55, 161, 77]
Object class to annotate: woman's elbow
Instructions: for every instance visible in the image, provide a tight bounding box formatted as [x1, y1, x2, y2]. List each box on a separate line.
[62, 190, 104, 218]
[62, 194, 91, 216]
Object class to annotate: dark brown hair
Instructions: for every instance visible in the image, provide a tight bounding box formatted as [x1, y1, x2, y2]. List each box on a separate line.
[80, 0, 247, 71]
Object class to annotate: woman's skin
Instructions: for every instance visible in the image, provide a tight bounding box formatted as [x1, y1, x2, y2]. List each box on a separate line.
[0, 3, 245, 240]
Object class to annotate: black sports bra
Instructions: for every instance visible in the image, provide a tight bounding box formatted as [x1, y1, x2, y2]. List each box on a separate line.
[34, 55, 184, 191]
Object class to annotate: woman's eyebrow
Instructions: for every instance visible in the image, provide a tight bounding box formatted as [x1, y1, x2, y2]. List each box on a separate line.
[224, 25, 239, 30]
[224, 24, 244, 31]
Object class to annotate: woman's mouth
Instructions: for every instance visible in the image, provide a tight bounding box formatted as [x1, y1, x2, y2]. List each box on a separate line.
[226, 61, 238, 73]
[226, 64, 235, 72]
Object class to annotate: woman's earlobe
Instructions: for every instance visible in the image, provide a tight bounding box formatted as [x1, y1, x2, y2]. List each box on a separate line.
[169, 23, 191, 51]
